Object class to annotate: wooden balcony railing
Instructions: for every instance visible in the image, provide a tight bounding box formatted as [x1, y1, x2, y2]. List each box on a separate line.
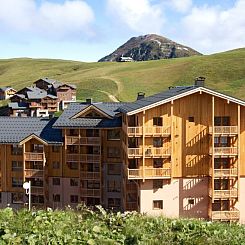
[211, 168, 238, 177]
[81, 188, 100, 197]
[80, 154, 100, 163]
[145, 126, 171, 136]
[127, 127, 143, 137]
[25, 152, 44, 161]
[211, 189, 238, 199]
[209, 147, 238, 155]
[66, 153, 80, 162]
[145, 147, 171, 157]
[128, 168, 171, 179]
[211, 209, 240, 220]
[128, 148, 143, 157]
[24, 169, 44, 178]
[80, 171, 100, 179]
[126, 126, 171, 137]
[32, 187, 44, 195]
[209, 126, 238, 135]
[66, 137, 100, 145]
[126, 202, 138, 211]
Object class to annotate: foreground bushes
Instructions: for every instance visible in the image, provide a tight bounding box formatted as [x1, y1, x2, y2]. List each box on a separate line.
[0, 206, 244, 244]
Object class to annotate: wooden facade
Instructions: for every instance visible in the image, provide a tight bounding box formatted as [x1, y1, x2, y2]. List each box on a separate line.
[0, 83, 244, 222]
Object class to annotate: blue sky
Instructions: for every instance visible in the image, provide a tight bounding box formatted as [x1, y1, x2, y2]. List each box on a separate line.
[0, 0, 244, 62]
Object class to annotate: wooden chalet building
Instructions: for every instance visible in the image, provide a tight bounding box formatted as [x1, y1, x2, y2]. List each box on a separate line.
[0, 79, 244, 223]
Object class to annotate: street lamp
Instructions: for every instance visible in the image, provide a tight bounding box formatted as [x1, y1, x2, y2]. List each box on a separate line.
[23, 181, 31, 211]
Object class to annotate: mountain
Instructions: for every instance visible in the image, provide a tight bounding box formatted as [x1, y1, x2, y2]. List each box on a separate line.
[0, 48, 244, 103]
[98, 34, 202, 62]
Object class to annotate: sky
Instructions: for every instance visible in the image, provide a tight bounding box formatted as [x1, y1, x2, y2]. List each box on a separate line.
[0, 0, 244, 62]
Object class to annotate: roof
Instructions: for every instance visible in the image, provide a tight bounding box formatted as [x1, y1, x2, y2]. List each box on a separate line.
[118, 85, 245, 115]
[54, 102, 128, 128]
[0, 117, 62, 144]
[0, 87, 16, 92]
[26, 91, 57, 100]
[8, 102, 28, 110]
[35, 78, 76, 90]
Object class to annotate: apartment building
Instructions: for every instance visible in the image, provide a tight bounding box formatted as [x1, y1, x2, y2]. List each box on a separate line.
[0, 79, 244, 223]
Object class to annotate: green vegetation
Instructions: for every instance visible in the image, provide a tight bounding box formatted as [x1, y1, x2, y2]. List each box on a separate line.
[0, 48, 244, 102]
[0, 206, 244, 244]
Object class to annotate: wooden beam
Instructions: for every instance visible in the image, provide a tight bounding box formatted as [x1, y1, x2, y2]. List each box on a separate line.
[237, 105, 240, 201]
[212, 96, 215, 203]
[171, 102, 174, 181]
[142, 111, 145, 182]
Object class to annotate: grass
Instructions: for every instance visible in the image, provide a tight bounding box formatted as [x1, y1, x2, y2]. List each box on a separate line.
[0, 206, 244, 244]
[0, 48, 244, 102]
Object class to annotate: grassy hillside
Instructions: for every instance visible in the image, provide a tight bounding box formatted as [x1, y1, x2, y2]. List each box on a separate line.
[0, 207, 244, 244]
[0, 48, 244, 102]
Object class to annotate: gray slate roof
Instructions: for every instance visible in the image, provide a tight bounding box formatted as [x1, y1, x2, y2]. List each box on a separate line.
[0, 87, 16, 92]
[118, 86, 197, 113]
[8, 102, 28, 110]
[37, 78, 76, 90]
[54, 102, 128, 128]
[0, 117, 62, 144]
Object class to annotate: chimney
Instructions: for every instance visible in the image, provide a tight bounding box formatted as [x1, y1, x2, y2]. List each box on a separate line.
[137, 92, 145, 100]
[195, 76, 205, 87]
[86, 98, 93, 104]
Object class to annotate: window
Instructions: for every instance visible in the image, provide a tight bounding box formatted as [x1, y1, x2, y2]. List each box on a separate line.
[52, 161, 60, 169]
[11, 144, 22, 155]
[214, 179, 229, 190]
[85, 110, 102, 118]
[12, 161, 23, 171]
[33, 144, 44, 153]
[53, 194, 60, 202]
[188, 116, 194, 122]
[153, 138, 163, 147]
[107, 164, 121, 175]
[70, 178, 79, 186]
[52, 178, 60, 186]
[107, 129, 120, 140]
[107, 180, 121, 192]
[107, 147, 121, 158]
[153, 200, 163, 210]
[188, 199, 195, 205]
[11, 193, 24, 204]
[82, 180, 100, 189]
[70, 195, 78, 203]
[108, 198, 121, 209]
[214, 158, 229, 169]
[69, 129, 79, 136]
[153, 117, 162, 126]
[153, 159, 163, 168]
[12, 177, 23, 187]
[214, 116, 230, 126]
[153, 180, 163, 189]
[52, 145, 60, 153]
[86, 129, 99, 137]
[214, 136, 230, 147]
[32, 195, 44, 204]
[67, 162, 78, 170]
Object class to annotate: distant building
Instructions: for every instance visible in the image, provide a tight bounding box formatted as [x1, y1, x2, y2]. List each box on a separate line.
[0, 87, 16, 100]
[118, 56, 134, 62]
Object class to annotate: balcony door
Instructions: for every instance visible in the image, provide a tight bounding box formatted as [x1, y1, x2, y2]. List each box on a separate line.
[214, 116, 230, 126]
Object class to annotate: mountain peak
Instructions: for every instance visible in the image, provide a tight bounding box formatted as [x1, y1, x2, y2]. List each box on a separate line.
[98, 34, 202, 62]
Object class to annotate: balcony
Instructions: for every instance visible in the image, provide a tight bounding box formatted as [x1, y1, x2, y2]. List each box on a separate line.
[145, 147, 171, 158]
[211, 209, 240, 221]
[210, 189, 238, 199]
[127, 127, 143, 137]
[145, 126, 171, 136]
[29, 102, 41, 108]
[209, 147, 238, 156]
[126, 126, 171, 137]
[24, 169, 44, 178]
[209, 126, 238, 135]
[80, 171, 100, 180]
[31, 187, 44, 195]
[128, 148, 143, 158]
[81, 154, 100, 163]
[128, 168, 171, 179]
[81, 188, 100, 197]
[66, 153, 79, 162]
[25, 152, 44, 161]
[211, 168, 238, 178]
[66, 137, 100, 145]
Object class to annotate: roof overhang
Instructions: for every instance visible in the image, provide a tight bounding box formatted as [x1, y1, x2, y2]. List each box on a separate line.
[19, 134, 48, 146]
[126, 87, 245, 115]
[71, 104, 113, 119]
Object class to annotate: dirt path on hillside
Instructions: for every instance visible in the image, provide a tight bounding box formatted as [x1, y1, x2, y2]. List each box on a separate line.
[98, 90, 119, 102]
[101, 76, 123, 101]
